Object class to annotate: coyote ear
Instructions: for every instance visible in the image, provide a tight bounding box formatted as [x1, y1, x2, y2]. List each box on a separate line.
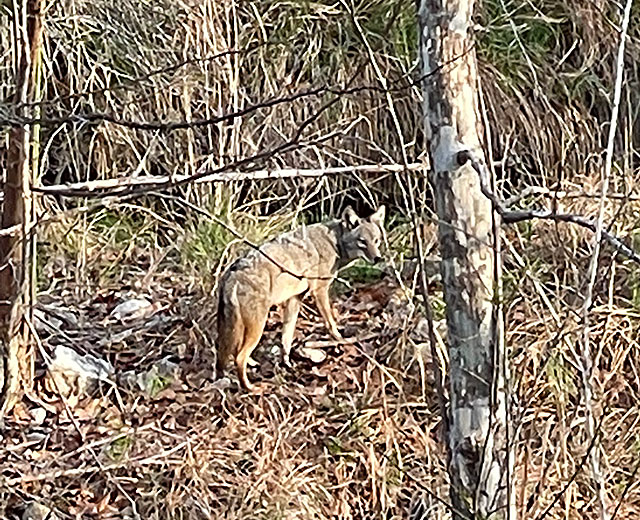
[342, 206, 360, 228]
[369, 205, 386, 226]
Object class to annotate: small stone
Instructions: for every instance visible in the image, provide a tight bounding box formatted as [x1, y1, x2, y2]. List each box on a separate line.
[155, 358, 179, 377]
[45, 345, 114, 399]
[211, 377, 232, 390]
[29, 407, 47, 425]
[23, 502, 57, 520]
[25, 432, 47, 443]
[118, 370, 139, 390]
[299, 347, 327, 364]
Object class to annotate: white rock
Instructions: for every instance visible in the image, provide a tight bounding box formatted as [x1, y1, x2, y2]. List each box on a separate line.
[47, 345, 114, 397]
[29, 407, 47, 425]
[211, 376, 233, 390]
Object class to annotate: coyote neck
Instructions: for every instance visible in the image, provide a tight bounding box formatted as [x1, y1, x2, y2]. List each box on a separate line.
[326, 220, 350, 270]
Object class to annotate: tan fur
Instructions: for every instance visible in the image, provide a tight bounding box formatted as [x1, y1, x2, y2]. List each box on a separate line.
[215, 205, 386, 392]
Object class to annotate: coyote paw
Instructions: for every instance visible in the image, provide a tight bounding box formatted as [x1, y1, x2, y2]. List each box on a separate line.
[281, 352, 293, 369]
[246, 382, 267, 395]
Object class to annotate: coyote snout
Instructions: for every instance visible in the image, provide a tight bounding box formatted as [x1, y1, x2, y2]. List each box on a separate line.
[215, 205, 386, 392]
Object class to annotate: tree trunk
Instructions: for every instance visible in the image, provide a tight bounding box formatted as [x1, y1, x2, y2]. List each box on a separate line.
[0, 0, 44, 414]
[417, 1, 512, 518]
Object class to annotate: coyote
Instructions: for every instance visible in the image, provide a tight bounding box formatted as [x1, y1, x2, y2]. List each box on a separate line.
[215, 205, 386, 392]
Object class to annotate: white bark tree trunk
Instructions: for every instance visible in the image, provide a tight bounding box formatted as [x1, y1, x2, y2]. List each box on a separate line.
[417, 0, 513, 518]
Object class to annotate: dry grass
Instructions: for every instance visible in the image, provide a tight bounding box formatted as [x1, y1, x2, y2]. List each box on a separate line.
[503, 172, 640, 519]
[2, 0, 638, 192]
[0, 0, 420, 212]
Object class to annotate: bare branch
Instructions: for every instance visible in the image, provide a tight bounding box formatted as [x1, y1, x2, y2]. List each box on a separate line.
[458, 151, 640, 265]
[0, 225, 20, 238]
[502, 186, 640, 206]
[31, 87, 353, 199]
[35, 163, 420, 196]
[0, 49, 470, 131]
[501, 209, 640, 263]
[35, 163, 422, 197]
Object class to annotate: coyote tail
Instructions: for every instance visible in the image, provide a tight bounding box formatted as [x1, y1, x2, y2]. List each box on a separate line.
[216, 283, 243, 376]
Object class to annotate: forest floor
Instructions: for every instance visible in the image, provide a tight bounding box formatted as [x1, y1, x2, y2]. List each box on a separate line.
[2, 196, 640, 519]
[0, 258, 447, 520]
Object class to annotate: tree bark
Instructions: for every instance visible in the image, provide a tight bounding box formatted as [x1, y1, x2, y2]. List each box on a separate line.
[418, 1, 512, 518]
[0, 0, 44, 414]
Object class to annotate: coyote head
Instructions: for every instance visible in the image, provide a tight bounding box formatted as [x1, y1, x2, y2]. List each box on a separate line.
[340, 206, 386, 263]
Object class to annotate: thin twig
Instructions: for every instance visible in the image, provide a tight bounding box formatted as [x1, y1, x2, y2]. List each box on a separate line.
[30, 73, 362, 199]
[4, 442, 189, 486]
[610, 456, 640, 520]
[0, 61, 464, 130]
[502, 186, 640, 206]
[151, 192, 334, 282]
[502, 209, 640, 264]
[580, 1, 633, 517]
[341, 0, 450, 446]
[534, 415, 605, 520]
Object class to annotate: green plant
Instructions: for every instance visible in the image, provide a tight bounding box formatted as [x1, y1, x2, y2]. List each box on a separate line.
[546, 352, 576, 398]
[340, 260, 384, 285]
[478, 0, 567, 88]
[430, 293, 446, 321]
[181, 218, 237, 272]
[107, 435, 134, 461]
[92, 209, 153, 246]
[148, 374, 173, 398]
[180, 209, 293, 274]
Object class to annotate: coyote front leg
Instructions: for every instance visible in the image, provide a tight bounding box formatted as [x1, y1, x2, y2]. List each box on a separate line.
[280, 296, 301, 367]
[313, 285, 342, 340]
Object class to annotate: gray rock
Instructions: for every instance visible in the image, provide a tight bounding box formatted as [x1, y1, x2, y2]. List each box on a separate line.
[23, 502, 57, 520]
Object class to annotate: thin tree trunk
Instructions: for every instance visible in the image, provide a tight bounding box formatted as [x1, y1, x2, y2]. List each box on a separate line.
[417, 1, 512, 518]
[0, 0, 44, 414]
